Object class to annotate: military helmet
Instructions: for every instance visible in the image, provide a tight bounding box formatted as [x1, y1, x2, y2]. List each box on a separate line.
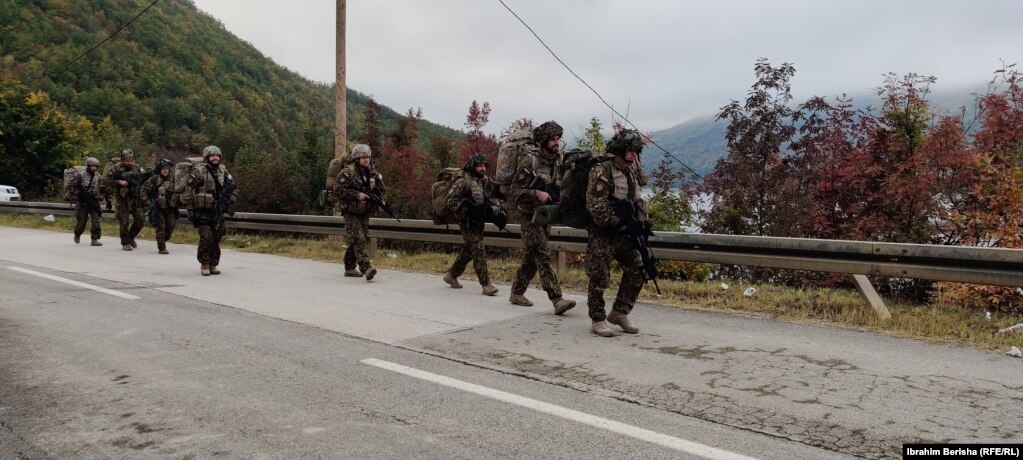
[607, 129, 645, 156]
[120, 149, 134, 160]
[532, 121, 564, 144]
[350, 144, 372, 160]
[202, 145, 222, 159]
[463, 153, 489, 172]
[85, 157, 100, 167]
[156, 158, 173, 170]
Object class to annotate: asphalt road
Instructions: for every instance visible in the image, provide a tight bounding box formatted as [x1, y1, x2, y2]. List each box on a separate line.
[1, 225, 1020, 459]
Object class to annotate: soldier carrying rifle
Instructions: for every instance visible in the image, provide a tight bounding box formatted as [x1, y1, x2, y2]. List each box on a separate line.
[104, 149, 144, 251]
[332, 144, 387, 282]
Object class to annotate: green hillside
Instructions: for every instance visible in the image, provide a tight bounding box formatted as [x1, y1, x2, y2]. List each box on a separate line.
[0, 0, 459, 201]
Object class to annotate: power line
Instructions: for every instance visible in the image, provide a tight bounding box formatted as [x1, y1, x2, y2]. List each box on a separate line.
[497, 0, 704, 181]
[54, 0, 161, 74]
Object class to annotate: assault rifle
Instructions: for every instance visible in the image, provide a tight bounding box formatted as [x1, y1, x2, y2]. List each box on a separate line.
[610, 198, 662, 296]
[212, 173, 237, 231]
[113, 170, 140, 196]
[354, 183, 400, 222]
[461, 196, 508, 232]
[524, 173, 560, 204]
[77, 187, 103, 220]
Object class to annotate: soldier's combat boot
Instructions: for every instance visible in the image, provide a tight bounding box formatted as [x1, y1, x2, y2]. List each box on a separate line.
[607, 309, 638, 334]
[443, 272, 463, 289]
[482, 284, 499, 296]
[552, 297, 576, 315]
[209, 265, 221, 275]
[122, 244, 133, 251]
[591, 320, 615, 337]
[344, 268, 363, 277]
[201, 264, 211, 276]
[91, 239, 102, 246]
[129, 240, 138, 249]
[508, 293, 533, 306]
[364, 267, 377, 281]
[159, 249, 169, 255]
[74, 234, 80, 244]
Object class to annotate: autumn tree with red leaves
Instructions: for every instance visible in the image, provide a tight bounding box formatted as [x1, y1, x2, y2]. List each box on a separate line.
[376, 107, 434, 218]
[458, 100, 499, 169]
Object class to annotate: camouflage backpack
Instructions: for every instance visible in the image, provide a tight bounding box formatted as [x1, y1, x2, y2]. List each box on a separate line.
[172, 157, 203, 207]
[431, 167, 465, 225]
[62, 166, 86, 202]
[494, 129, 536, 188]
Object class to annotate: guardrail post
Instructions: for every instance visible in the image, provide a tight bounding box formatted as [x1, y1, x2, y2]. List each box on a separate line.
[852, 274, 891, 319]
[368, 236, 378, 259]
[557, 251, 566, 279]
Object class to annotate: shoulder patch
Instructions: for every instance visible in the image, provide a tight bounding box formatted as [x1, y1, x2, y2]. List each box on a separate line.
[594, 176, 608, 193]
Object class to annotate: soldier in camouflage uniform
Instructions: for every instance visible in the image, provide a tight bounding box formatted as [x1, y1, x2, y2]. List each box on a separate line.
[71, 157, 104, 246]
[585, 129, 648, 337]
[333, 144, 385, 282]
[141, 159, 178, 254]
[183, 145, 237, 276]
[442, 153, 501, 296]
[506, 121, 576, 314]
[104, 149, 144, 251]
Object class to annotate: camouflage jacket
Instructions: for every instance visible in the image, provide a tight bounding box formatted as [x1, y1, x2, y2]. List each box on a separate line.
[141, 173, 176, 209]
[103, 163, 142, 199]
[333, 164, 386, 215]
[182, 163, 235, 211]
[585, 160, 648, 228]
[507, 150, 562, 217]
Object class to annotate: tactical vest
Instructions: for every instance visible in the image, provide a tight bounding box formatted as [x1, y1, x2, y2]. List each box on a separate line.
[190, 164, 229, 210]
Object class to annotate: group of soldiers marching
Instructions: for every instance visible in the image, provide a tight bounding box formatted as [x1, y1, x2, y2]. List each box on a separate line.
[331, 122, 650, 338]
[66, 146, 237, 277]
[66, 123, 649, 338]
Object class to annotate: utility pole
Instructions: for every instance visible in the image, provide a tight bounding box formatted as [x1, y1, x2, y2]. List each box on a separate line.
[335, 0, 346, 160]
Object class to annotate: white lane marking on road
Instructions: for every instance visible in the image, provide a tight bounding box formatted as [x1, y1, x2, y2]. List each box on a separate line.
[7, 267, 140, 300]
[360, 358, 758, 460]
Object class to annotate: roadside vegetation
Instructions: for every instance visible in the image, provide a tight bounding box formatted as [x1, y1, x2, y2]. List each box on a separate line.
[3, 212, 1019, 353]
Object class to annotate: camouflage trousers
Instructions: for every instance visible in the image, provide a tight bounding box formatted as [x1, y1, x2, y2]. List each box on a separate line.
[73, 204, 101, 241]
[511, 219, 561, 300]
[585, 226, 645, 321]
[115, 196, 144, 246]
[154, 208, 178, 251]
[195, 210, 225, 266]
[448, 219, 489, 285]
[343, 213, 372, 272]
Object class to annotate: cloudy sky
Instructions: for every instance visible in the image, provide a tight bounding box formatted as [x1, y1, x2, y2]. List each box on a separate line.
[190, 0, 1022, 138]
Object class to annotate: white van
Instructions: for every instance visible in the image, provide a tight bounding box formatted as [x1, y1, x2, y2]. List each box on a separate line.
[0, 185, 21, 201]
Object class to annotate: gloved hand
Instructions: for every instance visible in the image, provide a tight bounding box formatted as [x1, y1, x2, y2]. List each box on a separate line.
[490, 209, 508, 231]
[610, 199, 634, 218]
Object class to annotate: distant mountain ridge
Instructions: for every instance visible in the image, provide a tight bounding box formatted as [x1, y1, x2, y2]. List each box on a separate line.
[645, 86, 985, 179]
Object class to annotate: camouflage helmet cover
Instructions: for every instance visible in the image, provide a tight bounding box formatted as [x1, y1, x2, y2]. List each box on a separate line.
[85, 157, 100, 167]
[532, 121, 564, 144]
[463, 153, 489, 172]
[349, 144, 372, 160]
[120, 149, 134, 160]
[202, 145, 222, 159]
[607, 129, 644, 156]
[156, 158, 173, 170]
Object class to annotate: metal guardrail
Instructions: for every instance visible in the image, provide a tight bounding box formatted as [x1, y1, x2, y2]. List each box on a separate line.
[3, 201, 1021, 317]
